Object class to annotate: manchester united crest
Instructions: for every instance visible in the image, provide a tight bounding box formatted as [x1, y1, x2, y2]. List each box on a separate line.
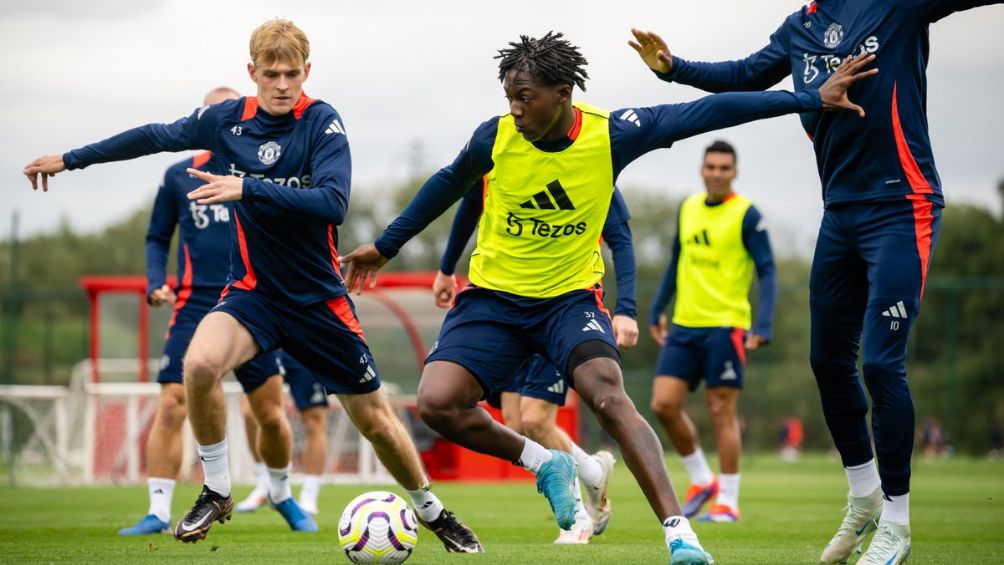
[257, 141, 281, 165]
[823, 22, 844, 49]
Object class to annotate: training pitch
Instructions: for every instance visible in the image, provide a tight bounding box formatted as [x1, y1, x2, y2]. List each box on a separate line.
[0, 455, 1001, 564]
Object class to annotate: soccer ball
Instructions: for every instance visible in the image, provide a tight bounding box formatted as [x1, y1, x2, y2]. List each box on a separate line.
[338, 491, 419, 564]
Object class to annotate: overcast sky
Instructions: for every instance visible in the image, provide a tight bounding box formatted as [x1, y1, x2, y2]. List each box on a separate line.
[3, 0, 1002, 256]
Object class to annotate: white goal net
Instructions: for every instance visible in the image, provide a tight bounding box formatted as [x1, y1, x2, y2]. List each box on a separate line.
[0, 358, 418, 486]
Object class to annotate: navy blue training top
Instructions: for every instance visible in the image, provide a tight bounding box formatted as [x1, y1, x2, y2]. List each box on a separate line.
[65, 94, 352, 305]
[655, 0, 1002, 207]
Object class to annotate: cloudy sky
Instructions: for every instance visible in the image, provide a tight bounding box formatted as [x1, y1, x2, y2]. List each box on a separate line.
[3, 0, 1002, 255]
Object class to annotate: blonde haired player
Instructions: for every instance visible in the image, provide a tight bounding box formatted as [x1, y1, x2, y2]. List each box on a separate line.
[24, 19, 481, 552]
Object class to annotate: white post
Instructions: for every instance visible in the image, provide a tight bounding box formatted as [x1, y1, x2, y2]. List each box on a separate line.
[126, 394, 139, 483]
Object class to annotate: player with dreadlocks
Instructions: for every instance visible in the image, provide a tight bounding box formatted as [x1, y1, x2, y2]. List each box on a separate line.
[343, 31, 876, 564]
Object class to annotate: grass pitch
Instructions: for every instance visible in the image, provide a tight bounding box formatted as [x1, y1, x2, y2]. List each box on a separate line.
[0, 455, 1001, 564]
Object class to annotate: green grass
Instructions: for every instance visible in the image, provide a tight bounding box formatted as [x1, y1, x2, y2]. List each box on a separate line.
[0, 455, 1002, 564]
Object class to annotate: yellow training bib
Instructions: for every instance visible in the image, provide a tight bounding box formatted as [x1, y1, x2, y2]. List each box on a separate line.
[469, 102, 614, 298]
[673, 192, 755, 329]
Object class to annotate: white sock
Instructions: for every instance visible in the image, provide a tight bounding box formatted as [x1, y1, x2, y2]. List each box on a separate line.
[268, 465, 293, 504]
[573, 476, 588, 518]
[681, 448, 715, 486]
[147, 477, 175, 522]
[663, 515, 701, 547]
[570, 443, 603, 488]
[845, 460, 881, 498]
[405, 484, 445, 522]
[197, 439, 231, 497]
[881, 492, 910, 525]
[717, 473, 740, 510]
[299, 474, 322, 508]
[518, 439, 553, 473]
[253, 462, 270, 494]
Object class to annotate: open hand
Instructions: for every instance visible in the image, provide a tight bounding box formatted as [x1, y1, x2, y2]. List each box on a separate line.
[341, 243, 389, 294]
[818, 52, 879, 118]
[628, 28, 673, 74]
[23, 155, 66, 191]
[186, 168, 244, 204]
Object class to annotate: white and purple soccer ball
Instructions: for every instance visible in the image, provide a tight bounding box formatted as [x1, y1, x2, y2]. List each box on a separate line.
[338, 491, 419, 564]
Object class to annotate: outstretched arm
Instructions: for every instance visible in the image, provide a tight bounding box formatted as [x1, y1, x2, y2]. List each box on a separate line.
[612, 52, 877, 170]
[629, 24, 792, 93]
[24, 105, 218, 191]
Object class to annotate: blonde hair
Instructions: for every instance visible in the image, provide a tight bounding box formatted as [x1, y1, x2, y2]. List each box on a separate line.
[249, 19, 310, 67]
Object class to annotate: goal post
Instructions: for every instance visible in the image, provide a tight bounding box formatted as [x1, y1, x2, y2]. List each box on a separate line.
[1, 273, 581, 486]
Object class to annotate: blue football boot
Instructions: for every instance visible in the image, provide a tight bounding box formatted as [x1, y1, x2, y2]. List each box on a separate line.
[118, 514, 170, 535]
[273, 497, 318, 532]
[535, 449, 578, 530]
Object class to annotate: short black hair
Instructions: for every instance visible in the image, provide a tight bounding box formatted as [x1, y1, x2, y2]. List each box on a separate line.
[704, 139, 737, 163]
[495, 31, 589, 91]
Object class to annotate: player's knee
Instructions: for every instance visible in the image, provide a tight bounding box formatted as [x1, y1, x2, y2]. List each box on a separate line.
[253, 404, 286, 434]
[520, 411, 552, 441]
[183, 352, 226, 387]
[417, 394, 459, 432]
[592, 389, 636, 426]
[157, 392, 188, 428]
[861, 357, 908, 398]
[355, 408, 398, 443]
[706, 397, 732, 422]
[301, 410, 326, 435]
[807, 349, 832, 375]
[650, 396, 681, 420]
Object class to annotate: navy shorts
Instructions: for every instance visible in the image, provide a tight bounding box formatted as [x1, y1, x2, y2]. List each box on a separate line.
[655, 324, 746, 391]
[212, 286, 381, 396]
[158, 289, 283, 389]
[486, 355, 568, 408]
[279, 351, 329, 411]
[427, 286, 618, 398]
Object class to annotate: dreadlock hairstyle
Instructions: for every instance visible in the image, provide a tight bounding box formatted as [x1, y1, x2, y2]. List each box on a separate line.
[495, 31, 589, 92]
